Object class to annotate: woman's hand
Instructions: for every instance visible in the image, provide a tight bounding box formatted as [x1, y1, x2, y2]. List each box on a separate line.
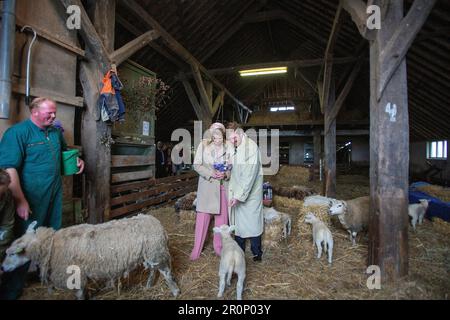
[212, 171, 225, 180]
[16, 198, 31, 220]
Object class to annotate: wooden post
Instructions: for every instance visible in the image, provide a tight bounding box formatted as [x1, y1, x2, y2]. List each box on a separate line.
[61, 0, 115, 223]
[313, 129, 322, 181]
[369, 0, 409, 282]
[323, 79, 336, 198]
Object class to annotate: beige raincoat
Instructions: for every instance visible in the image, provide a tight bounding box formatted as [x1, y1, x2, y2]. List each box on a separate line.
[228, 135, 264, 238]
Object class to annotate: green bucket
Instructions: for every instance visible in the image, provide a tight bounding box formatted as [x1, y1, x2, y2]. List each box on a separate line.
[62, 149, 79, 176]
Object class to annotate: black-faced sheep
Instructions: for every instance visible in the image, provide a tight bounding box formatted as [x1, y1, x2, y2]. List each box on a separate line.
[329, 196, 370, 245]
[304, 213, 333, 264]
[2, 214, 180, 299]
[213, 225, 246, 300]
[408, 199, 429, 230]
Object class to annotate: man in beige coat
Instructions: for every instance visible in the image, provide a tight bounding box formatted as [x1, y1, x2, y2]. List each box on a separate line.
[228, 123, 264, 261]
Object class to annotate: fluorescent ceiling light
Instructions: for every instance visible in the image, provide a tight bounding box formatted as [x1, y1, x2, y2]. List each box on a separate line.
[239, 67, 287, 77]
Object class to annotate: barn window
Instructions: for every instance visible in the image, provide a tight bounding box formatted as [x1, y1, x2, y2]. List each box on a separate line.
[427, 140, 447, 160]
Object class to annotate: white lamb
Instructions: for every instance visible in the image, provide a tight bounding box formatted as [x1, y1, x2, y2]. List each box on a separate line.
[304, 213, 333, 264]
[213, 225, 246, 300]
[2, 214, 180, 299]
[408, 199, 429, 230]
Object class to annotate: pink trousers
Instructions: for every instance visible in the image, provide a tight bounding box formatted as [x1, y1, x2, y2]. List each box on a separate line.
[190, 185, 228, 260]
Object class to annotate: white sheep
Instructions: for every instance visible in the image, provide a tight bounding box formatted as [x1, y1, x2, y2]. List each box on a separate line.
[329, 196, 370, 245]
[304, 213, 333, 264]
[213, 225, 246, 300]
[2, 214, 180, 299]
[408, 199, 429, 230]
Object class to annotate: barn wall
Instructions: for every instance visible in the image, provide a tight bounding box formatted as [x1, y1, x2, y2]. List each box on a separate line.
[289, 140, 305, 165]
[0, 0, 81, 225]
[410, 141, 450, 184]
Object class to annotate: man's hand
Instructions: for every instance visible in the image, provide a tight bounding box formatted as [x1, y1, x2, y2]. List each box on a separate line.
[16, 199, 31, 220]
[229, 198, 240, 207]
[76, 157, 85, 174]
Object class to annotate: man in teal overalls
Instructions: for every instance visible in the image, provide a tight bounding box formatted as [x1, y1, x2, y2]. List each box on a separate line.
[0, 97, 84, 299]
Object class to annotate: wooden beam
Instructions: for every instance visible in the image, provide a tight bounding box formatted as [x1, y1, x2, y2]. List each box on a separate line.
[341, 0, 376, 40]
[59, 0, 111, 70]
[60, 0, 114, 224]
[12, 83, 84, 107]
[111, 155, 155, 167]
[205, 81, 213, 106]
[377, 0, 437, 101]
[16, 19, 85, 57]
[116, 14, 186, 69]
[313, 129, 322, 181]
[191, 64, 212, 113]
[212, 91, 225, 116]
[323, 79, 336, 198]
[321, 3, 343, 114]
[181, 77, 210, 122]
[110, 30, 160, 66]
[120, 0, 251, 114]
[181, 57, 357, 77]
[325, 57, 364, 134]
[368, 0, 409, 283]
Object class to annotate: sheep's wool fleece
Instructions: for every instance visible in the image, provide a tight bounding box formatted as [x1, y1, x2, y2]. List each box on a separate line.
[36, 214, 170, 289]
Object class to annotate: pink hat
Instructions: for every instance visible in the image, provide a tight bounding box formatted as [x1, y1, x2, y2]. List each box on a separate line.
[210, 122, 225, 132]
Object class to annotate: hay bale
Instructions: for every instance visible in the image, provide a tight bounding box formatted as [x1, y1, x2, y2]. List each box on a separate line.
[273, 185, 315, 200]
[297, 203, 331, 239]
[272, 196, 303, 210]
[431, 217, 450, 236]
[266, 165, 312, 187]
[179, 210, 196, 223]
[417, 185, 450, 202]
[262, 208, 291, 248]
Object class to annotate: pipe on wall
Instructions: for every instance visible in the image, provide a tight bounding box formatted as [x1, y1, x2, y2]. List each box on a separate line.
[0, 0, 17, 119]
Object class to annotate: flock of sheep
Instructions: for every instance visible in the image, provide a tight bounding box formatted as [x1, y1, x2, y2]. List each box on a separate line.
[0, 190, 430, 300]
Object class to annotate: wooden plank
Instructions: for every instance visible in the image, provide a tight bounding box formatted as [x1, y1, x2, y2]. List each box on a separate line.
[110, 30, 160, 66]
[111, 179, 155, 194]
[16, 19, 85, 57]
[377, 0, 437, 101]
[12, 83, 84, 107]
[368, 0, 409, 282]
[110, 184, 197, 218]
[111, 155, 155, 167]
[112, 170, 153, 183]
[155, 171, 198, 184]
[111, 171, 197, 193]
[111, 179, 194, 206]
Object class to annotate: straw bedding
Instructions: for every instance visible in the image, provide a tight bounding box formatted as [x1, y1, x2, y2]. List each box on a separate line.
[17, 169, 450, 300]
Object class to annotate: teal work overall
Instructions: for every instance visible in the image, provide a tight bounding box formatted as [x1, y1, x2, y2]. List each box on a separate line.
[0, 119, 66, 233]
[0, 119, 67, 299]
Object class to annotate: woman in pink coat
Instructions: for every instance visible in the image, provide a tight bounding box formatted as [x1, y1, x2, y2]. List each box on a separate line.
[190, 123, 232, 260]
